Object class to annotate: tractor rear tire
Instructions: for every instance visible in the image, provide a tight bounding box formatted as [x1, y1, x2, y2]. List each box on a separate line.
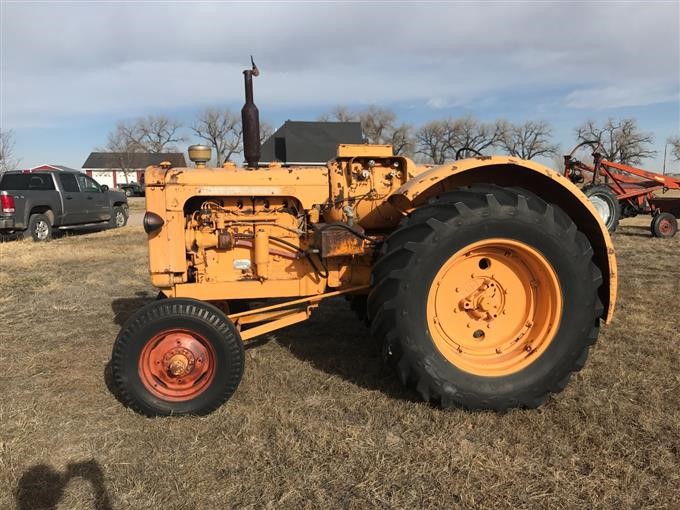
[368, 185, 603, 410]
[582, 184, 620, 233]
[651, 212, 678, 238]
[111, 298, 245, 416]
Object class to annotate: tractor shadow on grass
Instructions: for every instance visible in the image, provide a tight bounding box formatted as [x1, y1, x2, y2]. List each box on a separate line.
[110, 291, 156, 326]
[274, 298, 420, 404]
[616, 225, 653, 238]
[15, 460, 113, 510]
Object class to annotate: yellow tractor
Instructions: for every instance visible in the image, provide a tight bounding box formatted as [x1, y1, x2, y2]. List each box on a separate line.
[112, 61, 616, 416]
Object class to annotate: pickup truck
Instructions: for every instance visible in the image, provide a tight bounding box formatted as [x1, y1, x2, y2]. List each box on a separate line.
[0, 169, 129, 241]
[118, 181, 145, 197]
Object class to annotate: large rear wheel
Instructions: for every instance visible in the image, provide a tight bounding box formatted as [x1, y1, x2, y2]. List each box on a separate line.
[111, 298, 244, 416]
[368, 186, 603, 410]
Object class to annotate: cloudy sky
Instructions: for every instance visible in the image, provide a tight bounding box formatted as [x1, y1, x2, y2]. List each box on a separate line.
[1, 0, 679, 169]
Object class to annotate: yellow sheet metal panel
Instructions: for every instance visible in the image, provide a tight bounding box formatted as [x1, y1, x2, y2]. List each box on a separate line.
[337, 144, 394, 158]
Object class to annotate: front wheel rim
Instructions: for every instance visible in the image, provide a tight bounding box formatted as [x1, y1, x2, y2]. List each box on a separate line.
[115, 212, 125, 227]
[589, 195, 612, 225]
[426, 238, 563, 377]
[138, 329, 216, 401]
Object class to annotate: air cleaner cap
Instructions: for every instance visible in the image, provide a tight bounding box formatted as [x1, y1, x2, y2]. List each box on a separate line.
[188, 145, 212, 167]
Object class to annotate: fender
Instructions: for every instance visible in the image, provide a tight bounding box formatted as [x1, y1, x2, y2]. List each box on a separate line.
[388, 155, 616, 323]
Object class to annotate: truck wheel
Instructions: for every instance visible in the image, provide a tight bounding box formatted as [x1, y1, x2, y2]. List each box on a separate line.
[651, 212, 677, 238]
[111, 298, 245, 416]
[368, 186, 603, 410]
[110, 206, 128, 228]
[582, 184, 620, 233]
[124, 189, 133, 197]
[28, 213, 52, 242]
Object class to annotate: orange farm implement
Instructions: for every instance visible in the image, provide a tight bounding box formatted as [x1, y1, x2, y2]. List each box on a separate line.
[565, 141, 680, 237]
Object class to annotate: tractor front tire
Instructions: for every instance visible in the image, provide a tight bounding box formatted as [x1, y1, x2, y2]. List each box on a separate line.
[368, 186, 603, 410]
[582, 184, 620, 233]
[111, 298, 245, 416]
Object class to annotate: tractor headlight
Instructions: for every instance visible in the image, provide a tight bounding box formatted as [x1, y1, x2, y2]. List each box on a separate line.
[143, 212, 164, 234]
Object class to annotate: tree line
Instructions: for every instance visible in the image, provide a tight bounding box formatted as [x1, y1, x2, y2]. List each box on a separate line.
[0, 112, 679, 174]
[95, 107, 679, 171]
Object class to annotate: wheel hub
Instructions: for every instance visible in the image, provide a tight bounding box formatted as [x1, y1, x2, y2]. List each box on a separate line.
[460, 277, 504, 322]
[427, 239, 562, 376]
[659, 219, 672, 234]
[138, 329, 215, 401]
[165, 349, 195, 377]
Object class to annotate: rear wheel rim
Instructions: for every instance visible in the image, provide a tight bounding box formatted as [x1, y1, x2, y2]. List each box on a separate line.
[426, 238, 563, 377]
[34, 220, 49, 240]
[139, 329, 216, 401]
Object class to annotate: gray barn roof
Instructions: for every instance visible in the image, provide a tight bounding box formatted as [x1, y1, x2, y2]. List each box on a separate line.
[82, 152, 187, 169]
[260, 121, 364, 164]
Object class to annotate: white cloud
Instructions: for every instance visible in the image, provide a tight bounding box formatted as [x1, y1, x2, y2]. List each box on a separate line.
[1, 1, 678, 127]
[566, 84, 680, 110]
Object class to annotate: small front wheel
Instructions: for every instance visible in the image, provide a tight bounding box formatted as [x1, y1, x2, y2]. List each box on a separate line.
[111, 298, 245, 416]
[651, 212, 678, 238]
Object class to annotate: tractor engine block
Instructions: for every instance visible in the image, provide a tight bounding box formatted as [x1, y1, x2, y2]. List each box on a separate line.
[184, 197, 306, 284]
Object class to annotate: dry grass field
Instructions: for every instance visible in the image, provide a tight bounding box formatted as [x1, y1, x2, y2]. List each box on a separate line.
[1, 217, 679, 509]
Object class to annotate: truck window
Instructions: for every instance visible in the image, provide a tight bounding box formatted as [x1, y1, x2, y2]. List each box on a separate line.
[76, 174, 101, 192]
[59, 173, 80, 193]
[0, 173, 55, 190]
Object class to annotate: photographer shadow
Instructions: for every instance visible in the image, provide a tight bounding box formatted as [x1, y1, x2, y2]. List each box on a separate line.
[15, 460, 113, 510]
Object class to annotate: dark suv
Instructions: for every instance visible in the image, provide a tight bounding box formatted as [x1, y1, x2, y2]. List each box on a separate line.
[0, 170, 128, 241]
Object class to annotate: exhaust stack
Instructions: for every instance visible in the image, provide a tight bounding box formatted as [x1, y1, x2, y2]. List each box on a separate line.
[242, 56, 260, 169]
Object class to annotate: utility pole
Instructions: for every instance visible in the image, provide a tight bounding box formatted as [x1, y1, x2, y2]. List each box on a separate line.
[662, 142, 668, 175]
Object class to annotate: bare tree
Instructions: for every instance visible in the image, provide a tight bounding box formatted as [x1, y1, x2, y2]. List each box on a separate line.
[134, 115, 185, 153]
[668, 136, 680, 162]
[192, 109, 275, 166]
[446, 116, 502, 158]
[498, 120, 560, 160]
[0, 129, 20, 172]
[318, 105, 415, 156]
[360, 106, 396, 145]
[99, 122, 141, 183]
[360, 106, 415, 156]
[575, 118, 655, 165]
[318, 106, 357, 122]
[389, 123, 415, 156]
[259, 121, 274, 145]
[192, 108, 243, 166]
[415, 121, 450, 164]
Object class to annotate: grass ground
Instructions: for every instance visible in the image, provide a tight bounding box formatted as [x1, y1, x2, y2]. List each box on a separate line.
[1, 217, 679, 509]
[126, 197, 146, 212]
